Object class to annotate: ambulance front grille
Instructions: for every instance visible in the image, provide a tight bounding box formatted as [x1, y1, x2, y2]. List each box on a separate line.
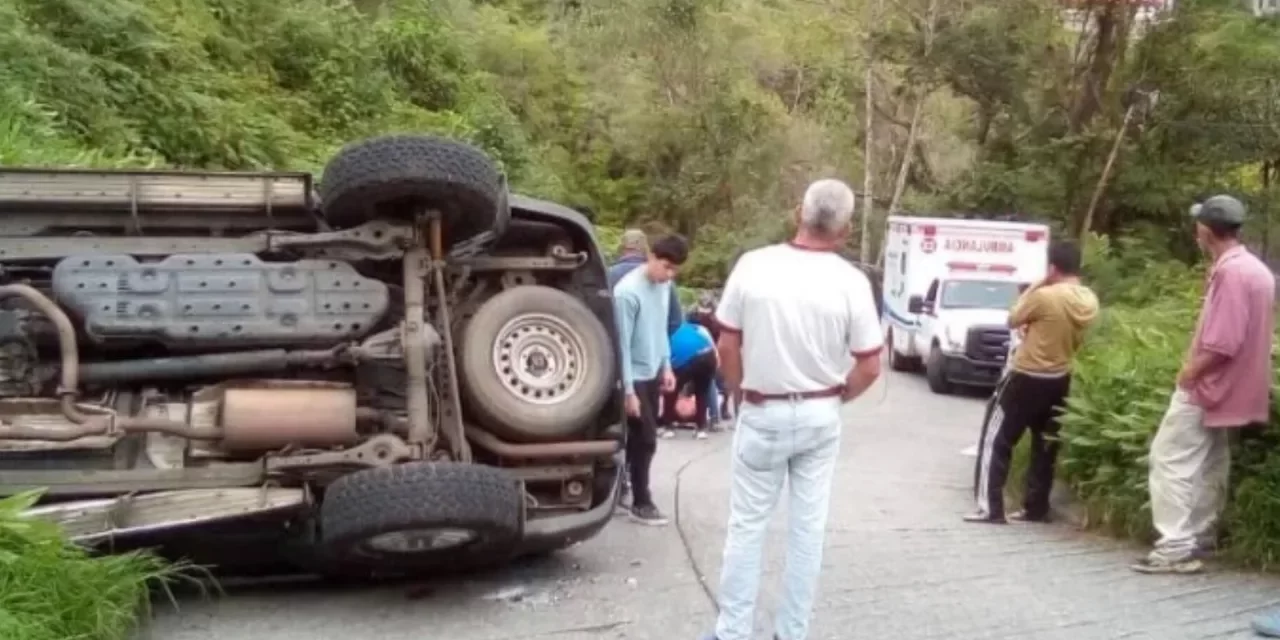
[966, 325, 1010, 363]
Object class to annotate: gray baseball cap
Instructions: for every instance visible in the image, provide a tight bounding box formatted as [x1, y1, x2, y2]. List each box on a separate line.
[1190, 195, 1246, 226]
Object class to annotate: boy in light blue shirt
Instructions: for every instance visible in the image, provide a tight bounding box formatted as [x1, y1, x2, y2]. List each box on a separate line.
[612, 234, 689, 526]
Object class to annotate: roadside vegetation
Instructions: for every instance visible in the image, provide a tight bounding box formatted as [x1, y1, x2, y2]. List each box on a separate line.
[0, 491, 187, 640]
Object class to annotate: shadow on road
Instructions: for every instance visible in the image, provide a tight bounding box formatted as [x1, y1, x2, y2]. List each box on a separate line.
[160, 548, 584, 602]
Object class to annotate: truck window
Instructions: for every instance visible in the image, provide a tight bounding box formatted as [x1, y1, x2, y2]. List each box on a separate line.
[939, 280, 1021, 310]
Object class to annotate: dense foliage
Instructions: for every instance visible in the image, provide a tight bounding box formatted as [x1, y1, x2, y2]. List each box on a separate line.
[0, 0, 816, 287]
[7, 0, 1280, 267]
[0, 491, 188, 639]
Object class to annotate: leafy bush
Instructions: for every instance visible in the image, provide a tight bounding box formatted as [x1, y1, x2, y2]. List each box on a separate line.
[0, 491, 188, 640]
[1079, 231, 1201, 307]
[0, 0, 547, 178]
[1054, 298, 1200, 540]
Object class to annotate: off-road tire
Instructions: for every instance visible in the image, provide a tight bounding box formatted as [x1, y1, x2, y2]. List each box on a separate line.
[319, 135, 509, 245]
[926, 344, 953, 395]
[459, 285, 615, 442]
[319, 462, 523, 570]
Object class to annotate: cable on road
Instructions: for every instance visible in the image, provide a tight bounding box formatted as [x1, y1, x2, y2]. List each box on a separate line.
[672, 438, 731, 612]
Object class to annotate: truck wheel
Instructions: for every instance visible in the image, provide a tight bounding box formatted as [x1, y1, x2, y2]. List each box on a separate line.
[319, 135, 510, 247]
[925, 344, 953, 395]
[319, 462, 522, 570]
[886, 329, 918, 372]
[458, 285, 616, 442]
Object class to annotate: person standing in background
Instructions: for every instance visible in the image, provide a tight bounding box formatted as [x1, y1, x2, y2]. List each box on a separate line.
[609, 229, 684, 514]
[703, 179, 882, 640]
[968, 241, 1098, 525]
[613, 234, 688, 526]
[659, 320, 718, 440]
[973, 282, 1030, 483]
[609, 229, 683, 335]
[689, 291, 730, 428]
[1134, 195, 1275, 576]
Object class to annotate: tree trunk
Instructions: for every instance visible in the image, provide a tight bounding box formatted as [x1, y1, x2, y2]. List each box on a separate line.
[887, 94, 926, 218]
[876, 0, 936, 267]
[860, 63, 876, 263]
[976, 103, 994, 148]
[1078, 99, 1138, 244]
[877, 92, 926, 266]
[1069, 1, 1126, 134]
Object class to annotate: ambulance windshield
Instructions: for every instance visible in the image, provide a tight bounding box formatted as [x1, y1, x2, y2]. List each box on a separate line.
[939, 279, 1021, 310]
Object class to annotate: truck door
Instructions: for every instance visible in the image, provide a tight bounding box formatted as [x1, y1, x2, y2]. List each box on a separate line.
[914, 278, 940, 355]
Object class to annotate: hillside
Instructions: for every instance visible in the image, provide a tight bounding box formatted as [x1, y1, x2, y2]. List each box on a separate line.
[0, 0, 841, 283]
[5, 0, 1280, 279]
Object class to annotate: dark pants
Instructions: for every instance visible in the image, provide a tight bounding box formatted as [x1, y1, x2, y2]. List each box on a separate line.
[973, 371, 1072, 519]
[626, 378, 662, 509]
[661, 350, 717, 430]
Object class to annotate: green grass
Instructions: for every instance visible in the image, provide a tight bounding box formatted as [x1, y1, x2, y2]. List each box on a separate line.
[0, 491, 194, 640]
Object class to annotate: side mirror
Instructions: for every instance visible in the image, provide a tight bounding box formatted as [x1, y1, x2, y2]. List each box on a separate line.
[908, 295, 927, 315]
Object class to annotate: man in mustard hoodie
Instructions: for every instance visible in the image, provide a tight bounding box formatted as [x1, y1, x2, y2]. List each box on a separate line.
[968, 240, 1099, 524]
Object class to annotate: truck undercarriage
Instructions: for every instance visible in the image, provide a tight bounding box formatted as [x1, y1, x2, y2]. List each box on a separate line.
[0, 136, 625, 575]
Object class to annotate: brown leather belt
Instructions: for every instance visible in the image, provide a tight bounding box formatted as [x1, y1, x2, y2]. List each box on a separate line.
[741, 386, 845, 405]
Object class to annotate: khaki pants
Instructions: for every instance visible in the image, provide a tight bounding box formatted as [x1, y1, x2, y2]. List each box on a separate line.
[1148, 388, 1231, 561]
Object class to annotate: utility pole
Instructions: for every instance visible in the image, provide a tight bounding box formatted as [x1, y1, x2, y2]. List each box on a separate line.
[859, 0, 881, 263]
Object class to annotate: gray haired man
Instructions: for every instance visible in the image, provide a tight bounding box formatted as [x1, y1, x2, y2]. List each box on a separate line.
[702, 179, 884, 640]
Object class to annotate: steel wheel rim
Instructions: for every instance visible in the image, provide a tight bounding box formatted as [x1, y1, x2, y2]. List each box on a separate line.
[492, 312, 588, 405]
[362, 528, 478, 554]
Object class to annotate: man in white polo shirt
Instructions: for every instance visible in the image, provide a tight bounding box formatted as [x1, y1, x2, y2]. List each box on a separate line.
[702, 179, 883, 640]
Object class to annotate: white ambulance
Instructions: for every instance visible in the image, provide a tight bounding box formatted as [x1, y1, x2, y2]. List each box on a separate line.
[881, 216, 1050, 394]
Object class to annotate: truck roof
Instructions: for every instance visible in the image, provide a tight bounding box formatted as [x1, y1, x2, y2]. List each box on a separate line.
[886, 215, 1049, 232]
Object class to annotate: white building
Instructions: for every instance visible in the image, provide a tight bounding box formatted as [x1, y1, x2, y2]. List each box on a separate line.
[1061, 0, 1173, 36]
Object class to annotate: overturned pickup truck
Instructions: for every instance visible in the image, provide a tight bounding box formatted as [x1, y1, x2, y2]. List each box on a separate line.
[0, 135, 624, 575]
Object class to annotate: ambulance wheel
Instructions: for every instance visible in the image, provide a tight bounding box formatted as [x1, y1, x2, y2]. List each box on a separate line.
[886, 330, 919, 372]
[925, 344, 953, 395]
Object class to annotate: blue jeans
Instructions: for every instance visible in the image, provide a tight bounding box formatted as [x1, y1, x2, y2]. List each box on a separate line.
[713, 397, 843, 640]
[705, 374, 722, 423]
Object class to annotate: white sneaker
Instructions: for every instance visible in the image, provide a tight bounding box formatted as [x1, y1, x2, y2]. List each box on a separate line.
[660, 428, 676, 439]
[694, 430, 709, 440]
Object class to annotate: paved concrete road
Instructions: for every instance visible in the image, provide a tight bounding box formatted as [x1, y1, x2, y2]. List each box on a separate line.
[144, 371, 1280, 640]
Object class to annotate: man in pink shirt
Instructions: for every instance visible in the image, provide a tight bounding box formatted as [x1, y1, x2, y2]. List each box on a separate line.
[1132, 195, 1275, 575]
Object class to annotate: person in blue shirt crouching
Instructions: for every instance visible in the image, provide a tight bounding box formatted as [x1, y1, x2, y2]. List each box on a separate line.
[660, 320, 719, 440]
